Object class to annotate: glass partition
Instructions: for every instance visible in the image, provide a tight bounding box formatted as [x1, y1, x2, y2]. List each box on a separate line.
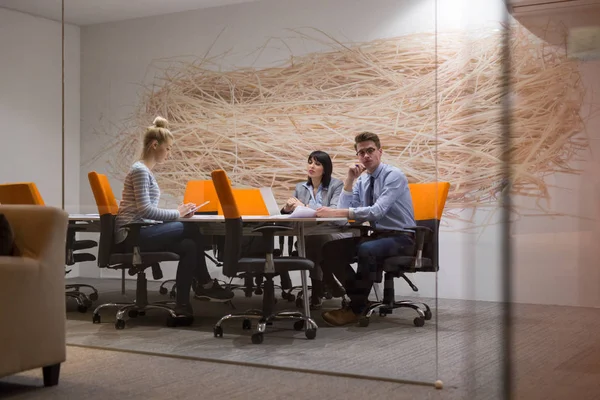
[509, 4, 600, 400]
[66, 0, 516, 394]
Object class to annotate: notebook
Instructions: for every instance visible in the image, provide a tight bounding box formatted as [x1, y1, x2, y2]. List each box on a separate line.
[259, 187, 281, 216]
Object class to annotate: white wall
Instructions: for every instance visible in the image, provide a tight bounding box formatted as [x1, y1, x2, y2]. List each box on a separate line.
[77, 0, 509, 297]
[78, 0, 599, 307]
[0, 7, 80, 212]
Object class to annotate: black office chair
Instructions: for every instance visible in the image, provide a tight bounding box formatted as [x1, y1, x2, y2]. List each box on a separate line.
[277, 236, 342, 308]
[64, 223, 99, 313]
[211, 169, 317, 344]
[88, 171, 186, 329]
[359, 182, 449, 327]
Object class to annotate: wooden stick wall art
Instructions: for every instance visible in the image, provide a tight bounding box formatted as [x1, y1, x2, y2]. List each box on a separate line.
[97, 26, 588, 221]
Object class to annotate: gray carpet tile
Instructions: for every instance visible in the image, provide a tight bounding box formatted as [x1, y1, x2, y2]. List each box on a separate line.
[0, 346, 454, 400]
[61, 277, 600, 400]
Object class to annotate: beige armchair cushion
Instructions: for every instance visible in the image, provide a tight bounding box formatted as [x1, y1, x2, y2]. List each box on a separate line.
[0, 205, 69, 381]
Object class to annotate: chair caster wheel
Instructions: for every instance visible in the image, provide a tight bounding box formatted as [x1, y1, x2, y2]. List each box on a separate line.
[242, 319, 252, 330]
[287, 294, 296, 302]
[92, 314, 101, 324]
[138, 311, 146, 316]
[115, 319, 126, 330]
[251, 333, 264, 344]
[254, 288, 263, 296]
[379, 311, 387, 317]
[358, 317, 370, 327]
[159, 287, 168, 295]
[295, 298, 303, 308]
[305, 328, 317, 340]
[174, 316, 193, 327]
[324, 292, 333, 300]
[214, 326, 223, 337]
[293, 320, 305, 331]
[169, 290, 177, 299]
[244, 289, 253, 298]
[414, 317, 425, 327]
[424, 310, 432, 320]
[128, 310, 139, 318]
[89, 292, 99, 301]
[77, 305, 88, 313]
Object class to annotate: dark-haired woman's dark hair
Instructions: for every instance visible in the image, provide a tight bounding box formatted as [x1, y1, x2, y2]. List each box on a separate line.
[306, 150, 333, 188]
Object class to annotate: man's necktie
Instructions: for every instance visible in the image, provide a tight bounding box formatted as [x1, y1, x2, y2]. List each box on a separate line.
[367, 175, 375, 206]
[367, 175, 376, 228]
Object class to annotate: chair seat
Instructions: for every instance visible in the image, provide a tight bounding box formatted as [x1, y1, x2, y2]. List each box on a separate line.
[383, 256, 433, 272]
[72, 253, 96, 263]
[73, 240, 98, 250]
[109, 252, 180, 265]
[237, 256, 314, 274]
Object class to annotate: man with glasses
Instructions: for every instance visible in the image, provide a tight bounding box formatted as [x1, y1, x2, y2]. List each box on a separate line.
[315, 131, 415, 326]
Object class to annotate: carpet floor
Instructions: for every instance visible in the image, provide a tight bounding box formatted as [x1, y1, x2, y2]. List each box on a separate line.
[48, 278, 600, 399]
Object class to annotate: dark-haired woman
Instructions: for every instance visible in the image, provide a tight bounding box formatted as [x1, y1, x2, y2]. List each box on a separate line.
[282, 150, 348, 309]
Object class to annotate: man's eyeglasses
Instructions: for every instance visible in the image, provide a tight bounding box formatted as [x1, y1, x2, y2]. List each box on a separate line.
[356, 147, 378, 157]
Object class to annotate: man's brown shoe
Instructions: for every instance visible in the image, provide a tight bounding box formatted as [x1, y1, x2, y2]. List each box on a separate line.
[322, 307, 360, 326]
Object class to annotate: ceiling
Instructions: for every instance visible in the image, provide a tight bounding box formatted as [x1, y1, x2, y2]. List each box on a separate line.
[0, 0, 261, 26]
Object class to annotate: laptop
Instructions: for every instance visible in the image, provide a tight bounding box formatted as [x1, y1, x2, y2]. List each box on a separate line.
[259, 187, 281, 216]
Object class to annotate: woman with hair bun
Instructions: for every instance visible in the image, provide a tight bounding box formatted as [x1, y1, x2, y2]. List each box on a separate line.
[114, 116, 233, 322]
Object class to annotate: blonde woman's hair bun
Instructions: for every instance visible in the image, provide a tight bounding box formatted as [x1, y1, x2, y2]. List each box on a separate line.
[153, 116, 168, 128]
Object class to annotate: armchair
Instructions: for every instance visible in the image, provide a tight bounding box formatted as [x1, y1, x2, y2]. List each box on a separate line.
[0, 205, 69, 386]
[0, 182, 99, 311]
[211, 169, 317, 344]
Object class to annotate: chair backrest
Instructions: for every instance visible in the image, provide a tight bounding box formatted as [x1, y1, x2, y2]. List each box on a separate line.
[0, 182, 45, 205]
[217, 188, 269, 216]
[408, 182, 450, 270]
[87, 172, 119, 267]
[183, 180, 220, 214]
[88, 172, 119, 215]
[211, 169, 244, 277]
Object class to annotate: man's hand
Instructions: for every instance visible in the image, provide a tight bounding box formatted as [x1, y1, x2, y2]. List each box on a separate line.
[316, 207, 348, 218]
[347, 163, 366, 181]
[344, 163, 366, 191]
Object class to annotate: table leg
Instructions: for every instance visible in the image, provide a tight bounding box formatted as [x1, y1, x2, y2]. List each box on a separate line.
[296, 224, 311, 321]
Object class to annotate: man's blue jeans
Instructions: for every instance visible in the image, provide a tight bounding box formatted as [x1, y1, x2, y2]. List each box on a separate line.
[321, 233, 415, 313]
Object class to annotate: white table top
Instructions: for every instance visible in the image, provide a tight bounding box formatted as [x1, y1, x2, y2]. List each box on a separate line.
[69, 213, 347, 224]
[68, 213, 100, 221]
[184, 215, 347, 223]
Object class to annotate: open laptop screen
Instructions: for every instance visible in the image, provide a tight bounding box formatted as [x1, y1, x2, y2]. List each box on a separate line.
[259, 187, 281, 216]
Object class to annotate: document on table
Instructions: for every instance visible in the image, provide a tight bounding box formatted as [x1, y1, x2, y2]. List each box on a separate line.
[283, 205, 316, 218]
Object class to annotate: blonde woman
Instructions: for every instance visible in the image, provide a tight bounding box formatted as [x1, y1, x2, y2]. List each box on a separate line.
[114, 117, 233, 321]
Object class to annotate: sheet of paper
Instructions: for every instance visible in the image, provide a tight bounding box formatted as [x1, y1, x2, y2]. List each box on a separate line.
[287, 205, 317, 218]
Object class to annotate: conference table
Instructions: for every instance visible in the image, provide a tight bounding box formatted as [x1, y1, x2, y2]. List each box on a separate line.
[68, 213, 352, 326]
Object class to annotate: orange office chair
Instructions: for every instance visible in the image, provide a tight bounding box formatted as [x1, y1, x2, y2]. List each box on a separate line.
[0, 182, 44, 206]
[157, 179, 224, 299]
[360, 181, 450, 327]
[218, 187, 295, 302]
[87, 171, 187, 329]
[0, 182, 99, 312]
[211, 169, 317, 344]
[183, 179, 220, 214]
